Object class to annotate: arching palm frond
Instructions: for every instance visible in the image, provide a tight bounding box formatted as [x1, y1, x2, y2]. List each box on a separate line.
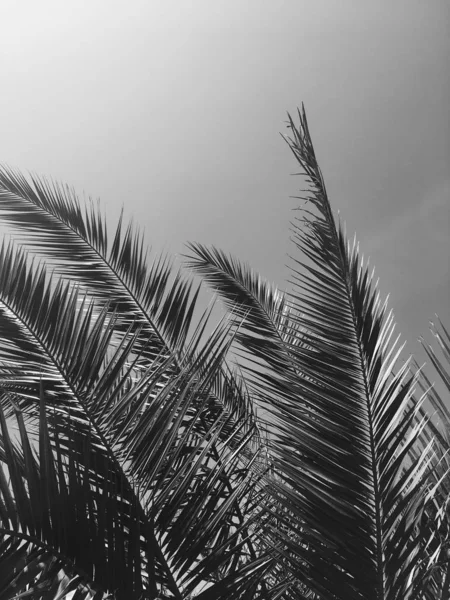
[0, 165, 200, 361]
[184, 244, 307, 379]
[0, 244, 175, 597]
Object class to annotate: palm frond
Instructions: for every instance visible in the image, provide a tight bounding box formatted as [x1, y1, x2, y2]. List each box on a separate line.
[184, 244, 307, 379]
[0, 166, 199, 360]
[265, 107, 442, 600]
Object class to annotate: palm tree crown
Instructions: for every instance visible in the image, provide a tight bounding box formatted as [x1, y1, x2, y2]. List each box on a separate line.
[0, 107, 448, 599]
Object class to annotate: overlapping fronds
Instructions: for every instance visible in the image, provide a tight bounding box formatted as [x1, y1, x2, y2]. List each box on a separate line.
[0, 106, 447, 599]
[0, 165, 261, 434]
[0, 172, 277, 598]
[0, 306, 273, 598]
[0, 383, 164, 599]
[187, 107, 446, 599]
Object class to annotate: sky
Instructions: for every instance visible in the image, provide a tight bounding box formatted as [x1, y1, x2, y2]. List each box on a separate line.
[1, 0, 449, 373]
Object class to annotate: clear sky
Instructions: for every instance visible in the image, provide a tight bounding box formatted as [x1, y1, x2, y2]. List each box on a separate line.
[1, 0, 449, 369]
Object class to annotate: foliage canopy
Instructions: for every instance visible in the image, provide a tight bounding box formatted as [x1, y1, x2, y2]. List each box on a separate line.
[0, 107, 448, 599]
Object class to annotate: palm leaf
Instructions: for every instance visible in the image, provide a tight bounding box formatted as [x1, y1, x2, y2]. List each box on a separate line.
[266, 108, 442, 599]
[0, 166, 199, 360]
[0, 164, 260, 439]
[184, 244, 307, 380]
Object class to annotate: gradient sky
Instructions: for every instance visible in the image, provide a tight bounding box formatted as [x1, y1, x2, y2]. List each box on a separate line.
[1, 0, 449, 371]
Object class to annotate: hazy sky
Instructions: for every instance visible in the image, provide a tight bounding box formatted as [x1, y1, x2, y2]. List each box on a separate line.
[1, 0, 449, 368]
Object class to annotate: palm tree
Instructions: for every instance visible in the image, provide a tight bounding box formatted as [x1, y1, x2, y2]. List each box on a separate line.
[0, 107, 447, 599]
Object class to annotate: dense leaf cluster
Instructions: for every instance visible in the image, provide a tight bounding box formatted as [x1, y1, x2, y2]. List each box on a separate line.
[0, 108, 448, 599]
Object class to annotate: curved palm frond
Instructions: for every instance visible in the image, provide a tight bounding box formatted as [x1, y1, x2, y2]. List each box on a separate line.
[184, 244, 307, 380]
[0, 244, 178, 596]
[0, 163, 274, 595]
[0, 165, 204, 363]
